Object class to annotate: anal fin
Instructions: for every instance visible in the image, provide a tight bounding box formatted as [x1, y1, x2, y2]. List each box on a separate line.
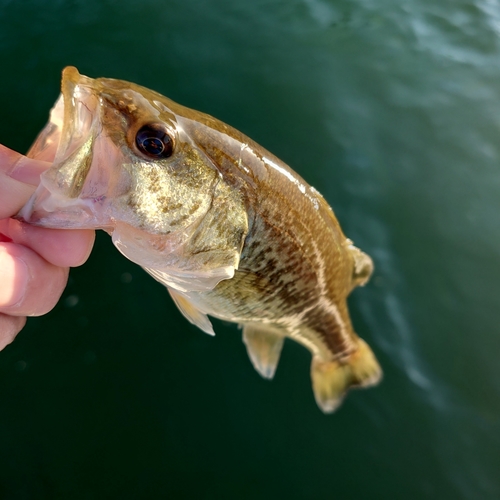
[311, 338, 382, 413]
[242, 324, 285, 380]
[168, 289, 215, 336]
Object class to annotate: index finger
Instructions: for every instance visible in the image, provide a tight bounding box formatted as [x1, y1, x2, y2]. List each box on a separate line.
[0, 145, 52, 219]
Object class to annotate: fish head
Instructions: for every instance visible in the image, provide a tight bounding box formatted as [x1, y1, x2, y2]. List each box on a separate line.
[19, 67, 236, 285]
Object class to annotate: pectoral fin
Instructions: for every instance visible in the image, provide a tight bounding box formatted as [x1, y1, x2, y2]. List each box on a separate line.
[242, 324, 285, 380]
[168, 289, 215, 336]
[311, 338, 382, 413]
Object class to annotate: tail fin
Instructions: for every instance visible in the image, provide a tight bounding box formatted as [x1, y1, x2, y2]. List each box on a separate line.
[311, 338, 382, 413]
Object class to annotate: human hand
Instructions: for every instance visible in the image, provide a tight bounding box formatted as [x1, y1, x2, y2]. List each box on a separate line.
[0, 144, 95, 350]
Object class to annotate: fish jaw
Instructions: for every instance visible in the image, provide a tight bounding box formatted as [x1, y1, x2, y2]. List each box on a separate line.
[18, 127, 126, 230]
[18, 177, 112, 230]
[19, 67, 131, 230]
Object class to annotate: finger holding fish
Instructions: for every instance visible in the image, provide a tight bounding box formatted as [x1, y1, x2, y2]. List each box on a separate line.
[0, 143, 95, 350]
[0, 241, 68, 317]
[0, 143, 94, 268]
[0, 144, 51, 218]
[0, 217, 94, 268]
[0, 234, 70, 349]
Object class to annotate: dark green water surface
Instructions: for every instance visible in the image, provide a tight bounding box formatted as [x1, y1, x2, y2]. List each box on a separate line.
[1, 0, 499, 498]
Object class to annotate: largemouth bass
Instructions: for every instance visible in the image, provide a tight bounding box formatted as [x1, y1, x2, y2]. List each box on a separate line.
[19, 67, 381, 412]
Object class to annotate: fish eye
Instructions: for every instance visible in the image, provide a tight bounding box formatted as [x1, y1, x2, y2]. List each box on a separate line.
[135, 124, 173, 159]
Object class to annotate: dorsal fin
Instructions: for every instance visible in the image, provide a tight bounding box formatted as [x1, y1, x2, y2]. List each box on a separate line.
[168, 289, 215, 336]
[348, 243, 374, 289]
[242, 324, 285, 379]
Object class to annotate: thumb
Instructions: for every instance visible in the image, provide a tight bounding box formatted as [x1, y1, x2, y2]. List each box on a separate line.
[0, 144, 52, 219]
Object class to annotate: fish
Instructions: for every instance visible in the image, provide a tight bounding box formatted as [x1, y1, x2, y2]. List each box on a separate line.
[19, 67, 382, 413]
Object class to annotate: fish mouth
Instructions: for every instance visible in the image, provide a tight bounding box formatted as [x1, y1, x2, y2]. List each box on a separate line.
[19, 67, 116, 229]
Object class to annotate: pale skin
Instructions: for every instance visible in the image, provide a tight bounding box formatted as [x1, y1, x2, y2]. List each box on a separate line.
[0, 144, 95, 350]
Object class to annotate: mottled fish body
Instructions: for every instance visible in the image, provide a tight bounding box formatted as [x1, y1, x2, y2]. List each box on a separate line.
[20, 67, 381, 412]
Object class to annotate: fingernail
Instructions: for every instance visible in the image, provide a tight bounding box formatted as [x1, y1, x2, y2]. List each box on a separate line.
[0, 247, 29, 308]
[0, 145, 50, 186]
[8, 156, 51, 186]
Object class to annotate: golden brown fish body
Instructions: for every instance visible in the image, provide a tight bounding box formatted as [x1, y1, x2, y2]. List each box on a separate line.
[20, 67, 381, 412]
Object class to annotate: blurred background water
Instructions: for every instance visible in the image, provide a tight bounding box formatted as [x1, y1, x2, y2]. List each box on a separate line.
[1, 0, 499, 498]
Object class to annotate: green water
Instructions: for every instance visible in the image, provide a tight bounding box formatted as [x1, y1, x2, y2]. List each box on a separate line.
[1, 0, 499, 498]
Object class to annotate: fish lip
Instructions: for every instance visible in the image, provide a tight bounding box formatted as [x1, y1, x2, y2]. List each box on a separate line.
[53, 67, 100, 164]
[26, 66, 98, 164]
[16, 182, 104, 229]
